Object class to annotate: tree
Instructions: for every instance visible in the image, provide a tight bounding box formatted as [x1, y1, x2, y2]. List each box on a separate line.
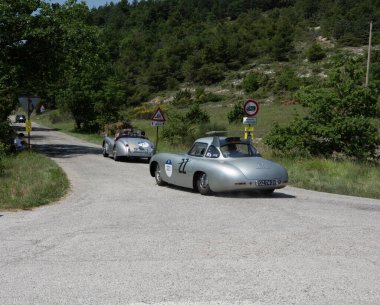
[265, 56, 380, 159]
[0, 0, 57, 146]
[52, 2, 121, 131]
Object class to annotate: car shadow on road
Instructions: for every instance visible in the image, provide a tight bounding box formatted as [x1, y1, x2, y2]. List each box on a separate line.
[161, 184, 295, 199]
[215, 190, 295, 199]
[32, 143, 102, 158]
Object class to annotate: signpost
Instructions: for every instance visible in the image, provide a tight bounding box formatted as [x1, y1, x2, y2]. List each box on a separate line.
[18, 96, 40, 151]
[151, 107, 166, 152]
[243, 100, 259, 142]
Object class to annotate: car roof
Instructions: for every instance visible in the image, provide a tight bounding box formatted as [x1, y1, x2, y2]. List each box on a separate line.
[195, 136, 247, 147]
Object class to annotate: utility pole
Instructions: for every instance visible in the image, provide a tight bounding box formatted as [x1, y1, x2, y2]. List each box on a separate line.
[365, 21, 373, 87]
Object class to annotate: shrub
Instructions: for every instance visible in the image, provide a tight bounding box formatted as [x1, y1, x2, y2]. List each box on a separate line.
[0, 143, 6, 175]
[265, 56, 380, 160]
[227, 101, 244, 124]
[306, 43, 326, 62]
[162, 105, 211, 146]
[171, 89, 193, 108]
[103, 121, 133, 136]
[196, 63, 225, 85]
[185, 104, 210, 124]
[242, 72, 269, 93]
[274, 68, 300, 93]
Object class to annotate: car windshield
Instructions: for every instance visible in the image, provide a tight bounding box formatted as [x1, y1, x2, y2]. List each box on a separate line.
[118, 134, 145, 139]
[220, 143, 259, 158]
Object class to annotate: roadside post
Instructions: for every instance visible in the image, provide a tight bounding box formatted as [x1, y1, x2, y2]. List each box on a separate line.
[18, 96, 40, 151]
[151, 107, 166, 153]
[243, 99, 259, 143]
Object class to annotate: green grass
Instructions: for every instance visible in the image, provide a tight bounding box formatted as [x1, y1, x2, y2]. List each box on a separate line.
[276, 157, 380, 199]
[0, 152, 70, 210]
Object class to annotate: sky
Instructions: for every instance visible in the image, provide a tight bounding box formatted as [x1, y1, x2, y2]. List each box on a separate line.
[47, 0, 121, 9]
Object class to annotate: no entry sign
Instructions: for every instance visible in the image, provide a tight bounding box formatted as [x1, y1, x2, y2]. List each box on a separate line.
[243, 100, 259, 117]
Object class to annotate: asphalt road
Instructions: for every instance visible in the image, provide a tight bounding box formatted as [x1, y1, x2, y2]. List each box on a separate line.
[1, 125, 380, 305]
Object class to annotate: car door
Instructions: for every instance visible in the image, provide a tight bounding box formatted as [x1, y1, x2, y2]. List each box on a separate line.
[172, 142, 208, 188]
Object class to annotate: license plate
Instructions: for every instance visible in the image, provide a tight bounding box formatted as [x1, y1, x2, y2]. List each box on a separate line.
[257, 180, 277, 186]
[134, 148, 147, 152]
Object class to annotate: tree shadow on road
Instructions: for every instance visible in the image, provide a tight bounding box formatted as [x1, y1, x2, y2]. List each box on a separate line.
[32, 143, 102, 158]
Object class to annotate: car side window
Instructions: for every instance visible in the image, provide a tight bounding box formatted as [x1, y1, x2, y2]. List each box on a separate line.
[188, 142, 208, 157]
[205, 145, 220, 158]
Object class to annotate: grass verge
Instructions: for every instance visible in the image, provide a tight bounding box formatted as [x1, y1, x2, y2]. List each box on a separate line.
[0, 152, 70, 210]
[277, 157, 380, 199]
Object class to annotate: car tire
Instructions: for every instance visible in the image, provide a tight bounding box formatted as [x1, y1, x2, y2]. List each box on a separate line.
[102, 143, 109, 157]
[154, 164, 166, 186]
[197, 172, 212, 195]
[113, 148, 120, 161]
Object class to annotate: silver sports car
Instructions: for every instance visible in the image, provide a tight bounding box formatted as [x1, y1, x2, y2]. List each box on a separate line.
[102, 131, 155, 161]
[149, 135, 288, 195]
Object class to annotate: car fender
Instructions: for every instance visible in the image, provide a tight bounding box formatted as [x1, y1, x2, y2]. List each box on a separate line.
[192, 161, 246, 192]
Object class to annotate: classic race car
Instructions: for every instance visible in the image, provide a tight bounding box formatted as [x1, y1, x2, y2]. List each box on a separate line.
[149, 134, 288, 195]
[102, 130, 155, 161]
[15, 114, 26, 123]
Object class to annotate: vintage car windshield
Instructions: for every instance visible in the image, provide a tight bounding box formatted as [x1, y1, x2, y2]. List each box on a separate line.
[220, 143, 259, 158]
[118, 134, 146, 139]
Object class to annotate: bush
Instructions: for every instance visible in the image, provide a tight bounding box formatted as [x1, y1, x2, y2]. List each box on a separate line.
[227, 101, 244, 124]
[103, 121, 133, 136]
[162, 105, 211, 146]
[274, 68, 300, 93]
[185, 104, 210, 124]
[196, 63, 225, 85]
[0, 143, 6, 175]
[265, 56, 380, 160]
[171, 89, 193, 109]
[242, 72, 269, 93]
[306, 43, 326, 62]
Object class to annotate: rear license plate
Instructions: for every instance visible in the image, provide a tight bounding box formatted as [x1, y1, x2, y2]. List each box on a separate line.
[257, 180, 277, 186]
[134, 148, 147, 152]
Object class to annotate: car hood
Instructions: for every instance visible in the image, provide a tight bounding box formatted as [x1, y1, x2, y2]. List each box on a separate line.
[226, 157, 287, 180]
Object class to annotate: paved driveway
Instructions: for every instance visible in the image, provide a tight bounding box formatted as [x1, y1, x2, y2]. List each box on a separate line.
[1, 125, 379, 305]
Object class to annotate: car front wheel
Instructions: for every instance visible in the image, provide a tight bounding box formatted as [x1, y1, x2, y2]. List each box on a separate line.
[197, 172, 212, 195]
[113, 147, 120, 161]
[154, 164, 166, 186]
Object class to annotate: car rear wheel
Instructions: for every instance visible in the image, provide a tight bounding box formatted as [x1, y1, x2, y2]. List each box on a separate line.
[102, 143, 109, 157]
[154, 164, 166, 186]
[197, 172, 212, 195]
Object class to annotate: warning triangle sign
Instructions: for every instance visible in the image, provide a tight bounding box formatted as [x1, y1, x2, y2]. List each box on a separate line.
[151, 108, 166, 122]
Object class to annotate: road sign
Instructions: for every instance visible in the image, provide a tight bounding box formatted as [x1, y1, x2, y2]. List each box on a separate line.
[243, 100, 259, 117]
[151, 121, 165, 126]
[244, 126, 255, 140]
[18, 96, 40, 116]
[243, 117, 257, 125]
[25, 120, 32, 133]
[151, 107, 166, 122]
